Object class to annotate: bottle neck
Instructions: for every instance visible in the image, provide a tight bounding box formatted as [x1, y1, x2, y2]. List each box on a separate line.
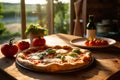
[87, 15, 96, 29]
[89, 17, 94, 23]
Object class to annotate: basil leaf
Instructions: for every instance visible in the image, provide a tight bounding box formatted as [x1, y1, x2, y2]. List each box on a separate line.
[73, 48, 81, 53]
[38, 52, 46, 59]
[46, 48, 56, 54]
[68, 52, 78, 58]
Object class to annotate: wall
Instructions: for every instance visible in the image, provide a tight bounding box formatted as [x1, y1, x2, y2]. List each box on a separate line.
[87, 0, 120, 32]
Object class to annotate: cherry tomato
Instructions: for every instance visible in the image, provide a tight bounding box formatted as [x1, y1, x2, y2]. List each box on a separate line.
[89, 41, 95, 46]
[32, 37, 46, 47]
[101, 40, 108, 45]
[17, 41, 30, 50]
[95, 40, 101, 46]
[1, 38, 18, 58]
[85, 40, 89, 46]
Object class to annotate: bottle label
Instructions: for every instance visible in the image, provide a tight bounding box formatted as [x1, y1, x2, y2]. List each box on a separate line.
[86, 30, 96, 39]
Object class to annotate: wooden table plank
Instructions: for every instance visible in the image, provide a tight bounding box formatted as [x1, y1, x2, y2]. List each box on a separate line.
[0, 33, 120, 80]
[0, 68, 16, 80]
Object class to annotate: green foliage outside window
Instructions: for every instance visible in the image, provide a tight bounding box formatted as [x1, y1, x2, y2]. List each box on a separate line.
[0, 3, 6, 35]
[0, 1, 70, 43]
[0, 3, 20, 43]
[54, 0, 69, 34]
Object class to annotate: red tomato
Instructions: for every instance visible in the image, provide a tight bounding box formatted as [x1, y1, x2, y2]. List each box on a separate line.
[85, 40, 89, 46]
[89, 41, 95, 46]
[32, 37, 46, 47]
[1, 39, 18, 58]
[95, 40, 101, 46]
[17, 41, 30, 50]
[101, 40, 109, 45]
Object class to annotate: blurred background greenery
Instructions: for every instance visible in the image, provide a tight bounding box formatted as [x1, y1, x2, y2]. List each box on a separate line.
[0, 0, 70, 43]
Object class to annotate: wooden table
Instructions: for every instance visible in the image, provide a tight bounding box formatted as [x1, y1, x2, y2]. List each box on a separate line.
[0, 33, 120, 80]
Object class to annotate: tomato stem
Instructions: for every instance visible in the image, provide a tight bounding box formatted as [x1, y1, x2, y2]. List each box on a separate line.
[38, 36, 42, 39]
[9, 38, 14, 46]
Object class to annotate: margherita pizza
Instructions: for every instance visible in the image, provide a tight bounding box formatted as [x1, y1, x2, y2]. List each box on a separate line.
[16, 45, 92, 72]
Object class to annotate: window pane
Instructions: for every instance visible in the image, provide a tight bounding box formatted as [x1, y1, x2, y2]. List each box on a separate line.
[25, 0, 47, 28]
[0, 0, 21, 43]
[54, 0, 70, 34]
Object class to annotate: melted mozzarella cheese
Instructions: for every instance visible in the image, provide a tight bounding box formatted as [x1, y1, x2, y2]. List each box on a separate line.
[30, 55, 40, 60]
[43, 58, 62, 63]
[56, 49, 68, 54]
[65, 56, 76, 63]
[29, 52, 41, 60]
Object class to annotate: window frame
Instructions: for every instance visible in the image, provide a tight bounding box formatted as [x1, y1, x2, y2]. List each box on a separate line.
[21, 0, 26, 39]
[20, 0, 86, 38]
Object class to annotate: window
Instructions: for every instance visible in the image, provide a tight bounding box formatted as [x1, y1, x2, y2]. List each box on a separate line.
[0, 0, 74, 43]
[23, 0, 70, 35]
[54, 0, 70, 34]
[0, 0, 21, 43]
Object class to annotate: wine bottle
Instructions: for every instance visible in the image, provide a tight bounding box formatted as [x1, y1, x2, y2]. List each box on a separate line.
[86, 15, 96, 39]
